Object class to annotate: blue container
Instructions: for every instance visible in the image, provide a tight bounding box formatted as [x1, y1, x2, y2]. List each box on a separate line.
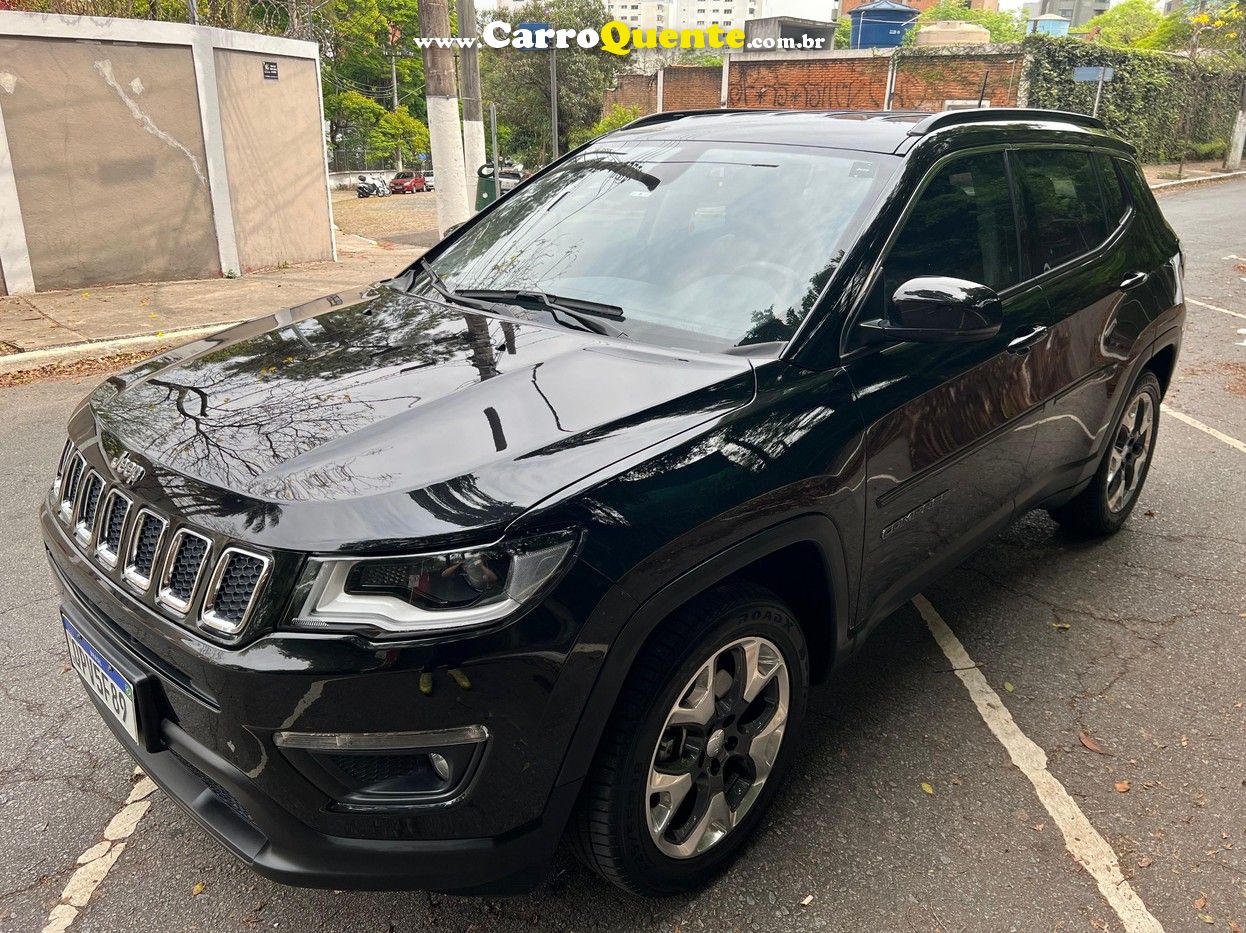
[849, 0, 919, 49]
[1028, 13, 1071, 35]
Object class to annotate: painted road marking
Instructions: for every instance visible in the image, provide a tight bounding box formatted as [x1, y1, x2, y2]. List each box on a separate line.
[40, 769, 157, 933]
[1162, 405, 1246, 454]
[1187, 297, 1246, 320]
[914, 595, 1165, 933]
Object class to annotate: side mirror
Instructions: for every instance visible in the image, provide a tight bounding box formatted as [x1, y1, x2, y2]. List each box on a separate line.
[863, 276, 1003, 344]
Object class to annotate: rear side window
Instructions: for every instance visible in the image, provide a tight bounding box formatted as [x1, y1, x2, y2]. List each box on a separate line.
[1014, 149, 1107, 273]
[885, 151, 1020, 293]
[1097, 155, 1129, 227]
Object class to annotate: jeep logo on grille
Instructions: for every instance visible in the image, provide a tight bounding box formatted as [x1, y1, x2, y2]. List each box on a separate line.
[110, 451, 146, 486]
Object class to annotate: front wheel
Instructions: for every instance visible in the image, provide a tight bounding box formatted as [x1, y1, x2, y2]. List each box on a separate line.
[1048, 370, 1161, 536]
[572, 582, 808, 895]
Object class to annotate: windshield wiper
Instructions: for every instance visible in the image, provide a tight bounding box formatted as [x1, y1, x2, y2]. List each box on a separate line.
[455, 288, 628, 338]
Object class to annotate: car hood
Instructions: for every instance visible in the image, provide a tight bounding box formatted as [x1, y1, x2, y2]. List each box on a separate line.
[85, 285, 755, 551]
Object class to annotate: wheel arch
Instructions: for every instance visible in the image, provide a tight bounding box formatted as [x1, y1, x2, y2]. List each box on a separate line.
[555, 514, 852, 789]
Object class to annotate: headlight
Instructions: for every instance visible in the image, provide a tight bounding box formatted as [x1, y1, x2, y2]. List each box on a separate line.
[289, 531, 577, 637]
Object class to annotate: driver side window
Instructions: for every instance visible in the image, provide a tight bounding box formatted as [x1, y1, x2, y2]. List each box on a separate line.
[884, 152, 1020, 297]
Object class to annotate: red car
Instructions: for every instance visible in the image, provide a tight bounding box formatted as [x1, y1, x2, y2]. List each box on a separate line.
[389, 171, 427, 194]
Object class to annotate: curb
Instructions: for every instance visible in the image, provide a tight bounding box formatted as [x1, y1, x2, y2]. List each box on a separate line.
[1150, 169, 1246, 193]
[0, 321, 241, 377]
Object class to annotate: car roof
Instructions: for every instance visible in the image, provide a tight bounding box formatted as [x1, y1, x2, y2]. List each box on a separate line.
[608, 108, 1130, 156]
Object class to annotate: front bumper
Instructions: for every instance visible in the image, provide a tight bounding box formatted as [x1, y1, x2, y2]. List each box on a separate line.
[42, 505, 599, 892]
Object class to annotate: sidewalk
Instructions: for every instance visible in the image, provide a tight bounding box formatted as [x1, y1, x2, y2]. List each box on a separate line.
[0, 233, 422, 375]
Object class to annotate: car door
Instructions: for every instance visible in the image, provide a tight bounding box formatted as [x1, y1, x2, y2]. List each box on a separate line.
[843, 149, 1047, 627]
[1008, 148, 1149, 503]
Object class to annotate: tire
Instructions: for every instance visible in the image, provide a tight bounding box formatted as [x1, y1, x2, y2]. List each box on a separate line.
[1048, 370, 1162, 537]
[571, 581, 809, 896]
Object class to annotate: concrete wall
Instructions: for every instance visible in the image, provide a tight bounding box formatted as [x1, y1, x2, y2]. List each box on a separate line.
[215, 50, 334, 273]
[0, 35, 220, 289]
[0, 12, 333, 295]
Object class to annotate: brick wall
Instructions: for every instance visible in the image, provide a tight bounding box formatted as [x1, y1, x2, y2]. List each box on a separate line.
[891, 51, 1024, 109]
[603, 73, 657, 115]
[602, 47, 1024, 119]
[661, 66, 721, 110]
[728, 57, 893, 109]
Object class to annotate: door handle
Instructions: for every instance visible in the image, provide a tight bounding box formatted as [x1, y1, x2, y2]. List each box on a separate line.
[1119, 271, 1149, 290]
[1007, 325, 1048, 354]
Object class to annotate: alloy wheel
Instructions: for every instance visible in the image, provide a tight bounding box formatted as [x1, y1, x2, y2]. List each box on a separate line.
[1106, 390, 1155, 513]
[646, 637, 790, 859]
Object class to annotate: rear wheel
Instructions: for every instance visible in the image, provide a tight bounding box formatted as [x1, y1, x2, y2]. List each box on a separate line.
[1048, 370, 1161, 536]
[571, 582, 808, 895]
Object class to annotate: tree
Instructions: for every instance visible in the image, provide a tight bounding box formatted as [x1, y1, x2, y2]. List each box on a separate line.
[324, 89, 389, 164]
[904, 0, 1027, 44]
[480, 0, 626, 167]
[1077, 0, 1163, 46]
[568, 104, 643, 148]
[370, 107, 432, 163]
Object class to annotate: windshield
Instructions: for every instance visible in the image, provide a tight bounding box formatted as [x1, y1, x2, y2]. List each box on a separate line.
[425, 139, 897, 352]
[396, 172, 413, 179]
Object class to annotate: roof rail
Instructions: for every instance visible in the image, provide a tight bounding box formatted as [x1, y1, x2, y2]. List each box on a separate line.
[621, 108, 934, 131]
[907, 108, 1105, 136]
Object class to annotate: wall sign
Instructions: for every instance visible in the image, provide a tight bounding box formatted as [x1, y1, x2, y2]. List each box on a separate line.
[263, 61, 279, 80]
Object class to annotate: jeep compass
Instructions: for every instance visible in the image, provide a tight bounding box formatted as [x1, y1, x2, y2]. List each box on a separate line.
[42, 108, 1183, 896]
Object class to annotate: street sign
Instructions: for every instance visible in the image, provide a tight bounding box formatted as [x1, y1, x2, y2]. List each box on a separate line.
[515, 21, 552, 50]
[262, 61, 278, 80]
[1073, 66, 1114, 82]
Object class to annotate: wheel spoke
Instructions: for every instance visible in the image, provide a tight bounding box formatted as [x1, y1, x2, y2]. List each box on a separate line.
[647, 770, 693, 835]
[748, 713, 787, 783]
[1135, 399, 1153, 440]
[674, 791, 732, 858]
[740, 638, 784, 704]
[667, 661, 715, 728]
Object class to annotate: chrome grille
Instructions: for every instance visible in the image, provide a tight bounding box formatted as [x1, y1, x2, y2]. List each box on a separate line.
[74, 472, 104, 544]
[95, 491, 131, 569]
[124, 509, 167, 591]
[157, 529, 211, 615]
[52, 442, 270, 637]
[202, 549, 270, 634]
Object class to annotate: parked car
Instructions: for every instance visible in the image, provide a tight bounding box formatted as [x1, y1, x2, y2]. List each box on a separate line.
[422, 170, 435, 191]
[43, 109, 1183, 898]
[389, 170, 427, 194]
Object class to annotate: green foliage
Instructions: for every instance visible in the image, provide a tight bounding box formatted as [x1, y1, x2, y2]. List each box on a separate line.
[835, 17, 851, 48]
[1021, 35, 1245, 162]
[1184, 137, 1228, 159]
[1076, 0, 1163, 46]
[370, 107, 431, 162]
[1134, 9, 1193, 49]
[568, 104, 643, 148]
[481, 0, 627, 167]
[903, 0, 1027, 45]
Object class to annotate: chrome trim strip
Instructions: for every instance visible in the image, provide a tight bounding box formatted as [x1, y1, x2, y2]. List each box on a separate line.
[52, 439, 73, 496]
[200, 546, 271, 635]
[58, 452, 86, 524]
[122, 508, 168, 593]
[73, 471, 105, 547]
[93, 489, 133, 571]
[155, 528, 213, 617]
[273, 725, 489, 752]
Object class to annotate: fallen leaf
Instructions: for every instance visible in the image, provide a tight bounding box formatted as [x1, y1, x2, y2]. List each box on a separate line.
[1227, 921, 1241, 933]
[1138, 856, 1153, 867]
[1003, 681, 1015, 693]
[1114, 780, 1131, 793]
[1079, 731, 1111, 755]
[1144, 509, 1155, 516]
[1193, 895, 1207, 910]
[191, 881, 206, 897]
[1032, 822, 1045, 832]
[800, 895, 814, 906]
[1198, 915, 1214, 925]
[921, 782, 935, 795]
[1181, 735, 1189, 748]
[1052, 622, 1071, 631]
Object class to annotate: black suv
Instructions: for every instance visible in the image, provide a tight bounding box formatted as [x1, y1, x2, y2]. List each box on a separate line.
[42, 109, 1183, 896]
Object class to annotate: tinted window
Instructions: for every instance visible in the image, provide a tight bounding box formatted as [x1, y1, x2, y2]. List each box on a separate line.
[885, 151, 1019, 293]
[1098, 155, 1129, 226]
[429, 141, 898, 351]
[1015, 149, 1108, 273]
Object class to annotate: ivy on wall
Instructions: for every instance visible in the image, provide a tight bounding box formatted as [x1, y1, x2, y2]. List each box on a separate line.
[1022, 35, 1244, 163]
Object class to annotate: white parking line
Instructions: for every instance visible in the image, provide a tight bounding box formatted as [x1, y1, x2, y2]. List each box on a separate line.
[913, 595, 1165, 933]
[1162, 404, 1246, 454]
[1187, 297, 1246, 320]
[40, 769, 157, 933]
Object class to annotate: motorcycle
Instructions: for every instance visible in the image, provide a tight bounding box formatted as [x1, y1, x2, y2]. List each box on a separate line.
[356, 175, 389, 198]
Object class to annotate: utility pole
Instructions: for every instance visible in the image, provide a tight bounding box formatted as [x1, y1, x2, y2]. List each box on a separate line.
[419, 0, 470, 233]
[458, 0, 487, 207]
[490, 102, 501, 201]
[549, 48, 559, 159]
[390, 47, 403, 171]
[1226, 79, 1246, 171]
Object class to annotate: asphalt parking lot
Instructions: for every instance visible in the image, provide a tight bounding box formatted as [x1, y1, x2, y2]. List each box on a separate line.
[0, 180, 1242, 933]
